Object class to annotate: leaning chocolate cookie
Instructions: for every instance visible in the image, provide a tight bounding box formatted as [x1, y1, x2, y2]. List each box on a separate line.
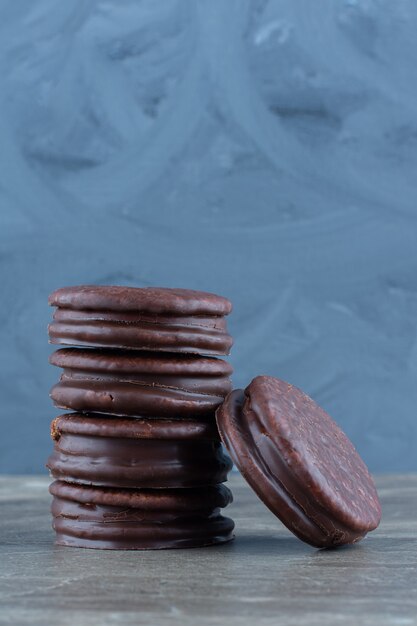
[48, 285, 233, 355]
[49, 481, 234, 550]
[216, 376, 381, 548]
[47, 413, 232, 488]
[49, 348, 232, 417]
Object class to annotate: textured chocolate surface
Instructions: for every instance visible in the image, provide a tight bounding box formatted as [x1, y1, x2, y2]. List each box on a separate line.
[49, 349, 232, 417]
[49, 286, 233, 315]
[47, 414, 232, 488]
[216, 376, 382, 548]
[48, 286, 233, 355]
[49, 481, 234, 550]
[50, 412, 221, 440]
[49, 479, 233, 509]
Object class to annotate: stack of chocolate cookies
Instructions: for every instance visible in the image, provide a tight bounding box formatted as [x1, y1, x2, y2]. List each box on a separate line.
[46, 286, 235, 549]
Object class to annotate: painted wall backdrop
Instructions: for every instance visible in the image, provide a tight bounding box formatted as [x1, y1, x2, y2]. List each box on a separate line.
[1, 0, 417, 473]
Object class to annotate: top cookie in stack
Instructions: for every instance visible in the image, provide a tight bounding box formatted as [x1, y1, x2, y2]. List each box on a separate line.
[48, 285, 233, 419]
[48, 285, 233, 356]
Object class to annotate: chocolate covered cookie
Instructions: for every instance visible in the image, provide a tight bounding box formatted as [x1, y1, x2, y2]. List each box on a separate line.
[49, 286, 233, 355]
[47, 284, 236, 551]
[216, 376, 381, 548]
[49, 348, 232, 417]
[50, 480, 234, 549]
[47, 413, 232, 488]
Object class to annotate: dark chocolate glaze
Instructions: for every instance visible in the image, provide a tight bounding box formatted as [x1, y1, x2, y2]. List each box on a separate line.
[50, 413, 220, 440]
[48, 286, 233, 316]
[49, 481, 234, 550]
[49, 479, 233, 509]
[49, 348, 233, 379]
[48, 286, 233, 355]
[47, 414, 232, 488]
[216, 379, 381, 548]
[50, 380, 228, 417]
[49, 349, 232, 417]
[49, 309, 232, 355]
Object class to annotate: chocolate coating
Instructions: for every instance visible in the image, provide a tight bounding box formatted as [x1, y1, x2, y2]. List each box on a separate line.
[47, 414, 233, 488]
[216, 376, 382, 548]
[48, 286, 233, 355]
[49, 349, 232, 417]
[50, 481, 234, 550]
[49, 286, 233, 315]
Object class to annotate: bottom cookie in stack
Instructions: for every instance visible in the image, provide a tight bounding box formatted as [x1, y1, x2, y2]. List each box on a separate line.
[46, 413, 234, 549]
[50, 481, 234, 550]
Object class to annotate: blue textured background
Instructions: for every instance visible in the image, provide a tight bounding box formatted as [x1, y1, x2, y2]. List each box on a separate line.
[1, 0, 417, 473]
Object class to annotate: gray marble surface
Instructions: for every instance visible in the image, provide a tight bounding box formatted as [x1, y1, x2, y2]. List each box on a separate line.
[1, 1, 417, 474]
[0, 474, 416, 625]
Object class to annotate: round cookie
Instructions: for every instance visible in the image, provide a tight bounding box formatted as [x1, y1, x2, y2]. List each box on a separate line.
[50, 480, 235, 550]
[216, 376, 381, 548]
[48, 286, 233, 355]
[47, 413, 233, 488]
[49, 348, 233, 417]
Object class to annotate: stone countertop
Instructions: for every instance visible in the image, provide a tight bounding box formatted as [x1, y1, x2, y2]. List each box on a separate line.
[0, 474, 416, 626]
